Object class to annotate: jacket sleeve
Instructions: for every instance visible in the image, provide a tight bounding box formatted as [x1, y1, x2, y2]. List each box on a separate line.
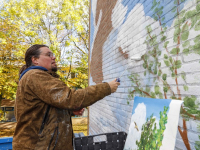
[26, 70, 111, 110]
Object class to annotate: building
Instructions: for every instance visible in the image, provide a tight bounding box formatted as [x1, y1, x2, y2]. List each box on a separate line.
[0, 99, 15, 122]
[89, 0, 200, 149]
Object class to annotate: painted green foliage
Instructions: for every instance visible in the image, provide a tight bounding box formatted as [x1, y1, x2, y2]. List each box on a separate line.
[181, 96, 200, 119]
[128, 0, 200, 119]
[128, 0, 200, 148]
[136, 106, 168, 150]
[195, 124, 200, 149]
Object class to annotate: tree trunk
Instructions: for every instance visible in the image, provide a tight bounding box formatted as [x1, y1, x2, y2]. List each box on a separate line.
[0, 94, 2, 107]
[178, 118, 191, 150]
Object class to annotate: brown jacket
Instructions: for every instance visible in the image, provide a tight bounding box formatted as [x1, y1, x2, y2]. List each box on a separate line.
[13, 69, 111, 150]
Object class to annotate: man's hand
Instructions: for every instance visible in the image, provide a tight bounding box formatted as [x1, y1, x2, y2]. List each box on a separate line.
[73, 108, 85, 116]
[108, 78, 120, 93]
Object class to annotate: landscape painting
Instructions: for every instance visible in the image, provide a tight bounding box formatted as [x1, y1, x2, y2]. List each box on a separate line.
[124, 96, 183, 150]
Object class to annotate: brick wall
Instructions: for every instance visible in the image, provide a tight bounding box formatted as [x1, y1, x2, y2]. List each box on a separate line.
[89, 0, 200, 149]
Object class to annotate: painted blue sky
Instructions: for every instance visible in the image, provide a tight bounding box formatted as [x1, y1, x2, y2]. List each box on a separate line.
[90, 0, 94, 54]
[90, 0, 190, 48]
[121, 0, 187, 26]
[132, 96, 171, 120]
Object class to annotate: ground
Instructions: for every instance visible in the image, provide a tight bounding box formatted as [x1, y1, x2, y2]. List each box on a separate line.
[0, 122, 16, 137]
[72, 117, 88, 136]
[0, 117, 88, 137]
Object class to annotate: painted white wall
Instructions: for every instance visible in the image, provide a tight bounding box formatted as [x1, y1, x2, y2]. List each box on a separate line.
[89, 0, 200, 149]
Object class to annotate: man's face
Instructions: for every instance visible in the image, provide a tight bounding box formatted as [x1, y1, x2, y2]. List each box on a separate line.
[35, 47, 57, 72]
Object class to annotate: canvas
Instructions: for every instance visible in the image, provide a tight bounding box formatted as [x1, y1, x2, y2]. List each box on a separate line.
[124, 96, 183, 150]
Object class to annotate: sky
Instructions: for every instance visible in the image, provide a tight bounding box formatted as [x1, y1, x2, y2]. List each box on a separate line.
[132, 96, 171, 120]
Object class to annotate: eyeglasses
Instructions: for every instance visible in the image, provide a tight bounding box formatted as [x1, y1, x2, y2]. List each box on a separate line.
[41, 52, 55, 58]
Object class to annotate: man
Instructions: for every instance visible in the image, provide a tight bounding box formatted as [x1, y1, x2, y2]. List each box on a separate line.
[13, 44, 120, 150]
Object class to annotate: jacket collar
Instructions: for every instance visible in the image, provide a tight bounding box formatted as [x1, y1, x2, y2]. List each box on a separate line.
[46, 70, 60, 78]
[19, 66, 48, 81]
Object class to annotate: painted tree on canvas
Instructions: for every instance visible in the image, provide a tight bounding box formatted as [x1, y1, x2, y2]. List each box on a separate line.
[128, 0, 200, 149]
[136, 106, 168, 149]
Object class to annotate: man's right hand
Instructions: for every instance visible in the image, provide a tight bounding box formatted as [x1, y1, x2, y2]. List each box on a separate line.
[108, 78, 120, 93]
[73, 108, 85, 116]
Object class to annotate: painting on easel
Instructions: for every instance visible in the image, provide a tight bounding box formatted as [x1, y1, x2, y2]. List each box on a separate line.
[124, 96, 183, 150]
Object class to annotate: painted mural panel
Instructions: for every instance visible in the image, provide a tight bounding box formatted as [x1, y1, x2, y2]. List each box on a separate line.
[124, 96, 183, 150]
[90, 0, 200, 149]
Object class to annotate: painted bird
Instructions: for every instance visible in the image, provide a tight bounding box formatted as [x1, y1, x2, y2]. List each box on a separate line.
[134, 121, 139, 131]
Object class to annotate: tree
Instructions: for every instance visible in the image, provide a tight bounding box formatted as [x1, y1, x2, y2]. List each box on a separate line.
[0, 18, 26, 104]
[59, 60, 88, 89]
[59, 0, 89, 88]
[136, 106, 168, 150]
[0, 0, 89, 89]
[0, 18, 27, 120]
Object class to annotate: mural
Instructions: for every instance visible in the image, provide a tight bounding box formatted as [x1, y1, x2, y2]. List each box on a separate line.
[124, 96, 183, 150]
[90, 0, 200, 149]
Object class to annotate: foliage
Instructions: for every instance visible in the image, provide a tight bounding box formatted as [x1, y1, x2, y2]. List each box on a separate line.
[0, 110, 4, 121]
[195, 124, 200, 149]
[0, 0, 89, 90]
[59, 59, 88, 89]
[0, 18, 27, 105]
[182, 96, 200, 119]
[136, 106, 168, 149]
[128, 0, 200, 148]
